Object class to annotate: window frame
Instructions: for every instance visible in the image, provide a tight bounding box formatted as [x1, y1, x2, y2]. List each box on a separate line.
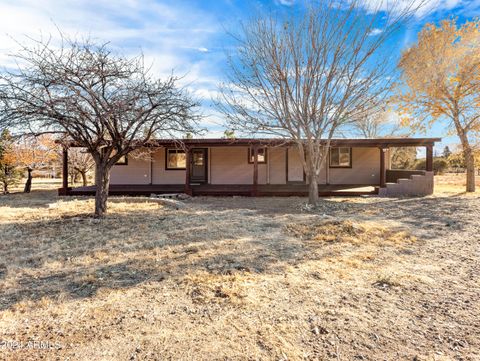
[115, 154, 128, 166]
[329, 147, 352, 168]
[248, 147, 268, 164]
[165, 148, 187, 170]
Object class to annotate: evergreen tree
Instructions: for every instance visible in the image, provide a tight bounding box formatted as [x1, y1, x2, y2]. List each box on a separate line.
[442, 146, 452, 159]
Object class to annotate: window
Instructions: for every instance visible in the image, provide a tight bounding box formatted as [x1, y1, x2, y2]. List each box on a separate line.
[329, 147, 352, 168]
[248, 147, 267, 164]
[115, 155, 128, 165]
[193, 151, 205, 166]
[166, 149, 186, 170]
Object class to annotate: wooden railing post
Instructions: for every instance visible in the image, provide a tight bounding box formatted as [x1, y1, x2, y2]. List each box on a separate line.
[252, 146, 259, 196]
[379, 147, 387, 187]
[426, 144, 433, 172]
[185, 146, 192, 195]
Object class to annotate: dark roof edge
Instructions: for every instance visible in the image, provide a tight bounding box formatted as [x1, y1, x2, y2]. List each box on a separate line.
[64, 137, 442, 148]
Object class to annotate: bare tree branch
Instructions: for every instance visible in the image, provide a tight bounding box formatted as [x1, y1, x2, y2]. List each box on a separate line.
[0, 33, 200, 216]
[217, 0, 422, 204]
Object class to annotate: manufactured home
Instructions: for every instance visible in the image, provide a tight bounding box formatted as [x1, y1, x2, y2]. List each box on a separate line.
[59, 137, 440, 197]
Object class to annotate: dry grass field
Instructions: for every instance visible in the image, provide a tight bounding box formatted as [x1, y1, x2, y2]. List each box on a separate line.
[0, 176, 479, 360]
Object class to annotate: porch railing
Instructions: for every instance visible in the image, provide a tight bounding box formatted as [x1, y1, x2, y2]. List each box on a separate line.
[386, 169, 426, 183]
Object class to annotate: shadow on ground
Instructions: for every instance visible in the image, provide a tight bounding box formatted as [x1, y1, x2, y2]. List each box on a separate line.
[1, 191, 478, 311]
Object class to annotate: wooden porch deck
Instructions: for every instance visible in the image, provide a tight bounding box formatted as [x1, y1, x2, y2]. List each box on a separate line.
[63, 184, 378, 197]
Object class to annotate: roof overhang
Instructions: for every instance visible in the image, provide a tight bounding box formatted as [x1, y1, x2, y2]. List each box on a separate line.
[64, 137, 442, 148]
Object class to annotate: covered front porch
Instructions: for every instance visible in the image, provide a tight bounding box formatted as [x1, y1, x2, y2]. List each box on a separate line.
[58, 137, 440, 198]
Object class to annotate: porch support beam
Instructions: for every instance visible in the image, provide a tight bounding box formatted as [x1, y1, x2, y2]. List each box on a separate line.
[426, 144, 433, 172]
[59, 147, 69, 195]
[185, 146, 192, 195]
[252, 145, 259, 196]
[62, 147, 68, 195]
[379, 147, 387, 187]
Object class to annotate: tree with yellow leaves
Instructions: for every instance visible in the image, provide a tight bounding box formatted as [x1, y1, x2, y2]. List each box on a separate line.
[0, 129, 21, 194]
[14, 135, 57, 193]
[396, 18, 480, 192]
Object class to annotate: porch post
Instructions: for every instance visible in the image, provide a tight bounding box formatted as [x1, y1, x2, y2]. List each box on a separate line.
[61, 147, 69, 194]
[379, 147, 387, 187]
[185, 146, 192, 195]
[426, 144, 433, 172]
[252, 145, 259, 196]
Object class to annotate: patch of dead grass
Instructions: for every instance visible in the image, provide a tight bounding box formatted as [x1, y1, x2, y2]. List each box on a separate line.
[181, 271, 254, 305]
[285, 219, 417, 246]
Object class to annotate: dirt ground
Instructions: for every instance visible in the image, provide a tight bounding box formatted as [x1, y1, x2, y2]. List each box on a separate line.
[0, 176, 479, 360]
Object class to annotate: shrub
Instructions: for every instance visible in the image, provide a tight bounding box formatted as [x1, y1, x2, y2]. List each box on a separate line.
[414, 158, 448, 174]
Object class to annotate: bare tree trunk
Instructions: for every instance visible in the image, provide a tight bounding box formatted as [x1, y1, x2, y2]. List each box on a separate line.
[307, 172, 319, 206]
[94, 162, 111, 218]
[23, 167, 32, 193]
[464, 148, 476, 192]
[80, 171, 88, 186]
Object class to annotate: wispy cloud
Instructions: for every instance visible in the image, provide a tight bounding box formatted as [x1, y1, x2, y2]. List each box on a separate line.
[275, 0, 296, 6]
[368, 27, 384, 36]
[359, 0, 465, 18]
[0, 0, 478, 137]
[0, 0, 228, 134]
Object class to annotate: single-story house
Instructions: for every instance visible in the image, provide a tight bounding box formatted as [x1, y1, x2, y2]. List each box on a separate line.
[58, 137, 441, 197]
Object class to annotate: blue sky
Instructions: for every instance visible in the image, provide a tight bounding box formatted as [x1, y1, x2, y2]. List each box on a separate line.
[0, 0, 479, 151]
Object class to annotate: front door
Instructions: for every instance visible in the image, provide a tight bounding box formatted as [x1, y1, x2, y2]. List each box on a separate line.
[190, 148, 208, 183]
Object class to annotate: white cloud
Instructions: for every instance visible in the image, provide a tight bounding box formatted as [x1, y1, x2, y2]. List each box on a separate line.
[276, 0, 295, 6]
[359, 0, 464, 18]
[0, 0, 226, 131]
[0, 1, 220, 73]
[368, 27, 384, 36]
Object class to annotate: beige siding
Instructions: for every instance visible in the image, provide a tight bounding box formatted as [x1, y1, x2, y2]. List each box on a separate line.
[329, 147, 380, 185]
[286, 146, 327, 184]
[268, 147, 286, 184]
[151, 148, 185, 184]
[210, 147, 267, 184]
[109, 145, 380, 186]
[287, 147, 304, 182]
[110, 150, 150, 185]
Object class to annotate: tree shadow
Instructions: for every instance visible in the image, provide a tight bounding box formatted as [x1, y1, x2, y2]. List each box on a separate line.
[0, 202, 306, 311]
[1, 193, 476, 311]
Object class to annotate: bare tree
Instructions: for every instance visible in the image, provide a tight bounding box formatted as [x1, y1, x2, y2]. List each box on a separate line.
[218, 0, 422, 204]
[351, 106, 419, 170]
[66, 148, 95, 186]
[353, 107, 392, 138]
[0, 35, 199, 216]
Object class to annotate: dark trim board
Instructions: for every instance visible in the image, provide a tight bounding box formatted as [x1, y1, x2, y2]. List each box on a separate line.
[63, 137, 442, 149]
[62, 184, 378, 197]
[386, 169, 426, 183]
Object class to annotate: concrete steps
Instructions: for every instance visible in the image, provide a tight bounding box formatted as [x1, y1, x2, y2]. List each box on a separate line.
[379, 171, 434, 197]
